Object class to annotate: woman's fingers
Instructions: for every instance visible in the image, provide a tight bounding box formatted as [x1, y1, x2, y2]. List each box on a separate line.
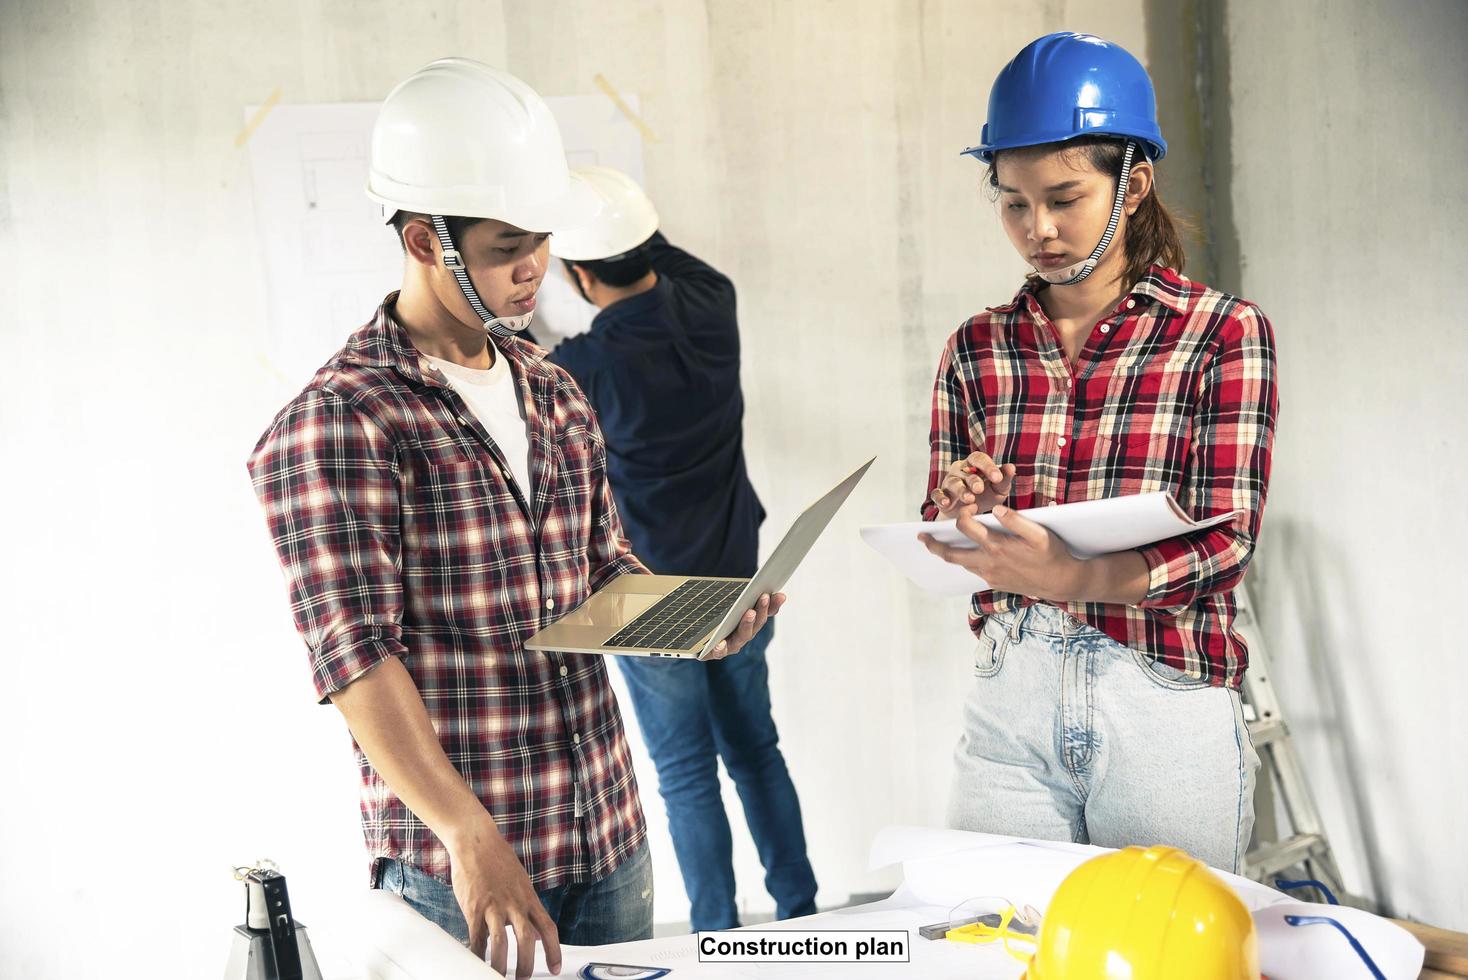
[964, 452, 1005, 484]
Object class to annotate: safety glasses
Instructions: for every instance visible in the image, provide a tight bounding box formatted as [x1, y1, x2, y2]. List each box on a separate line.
[941, 896, 1042, 962]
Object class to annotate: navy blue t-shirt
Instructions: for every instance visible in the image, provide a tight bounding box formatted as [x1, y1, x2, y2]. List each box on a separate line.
[548, 233, 764, 577]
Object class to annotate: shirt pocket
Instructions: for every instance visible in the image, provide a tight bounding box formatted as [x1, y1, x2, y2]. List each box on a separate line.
[537, 427, 600, 563]
[401, 436, 492, 501]
[553, 425, 600, 499]
[399, 441, 509, 561]
[415, 457, 490, 495]
[1094, 368, 1195, 495]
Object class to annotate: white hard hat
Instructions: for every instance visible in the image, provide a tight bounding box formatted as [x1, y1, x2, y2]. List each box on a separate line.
[548, 166, 660, 261]
[366, 58, 600, 234]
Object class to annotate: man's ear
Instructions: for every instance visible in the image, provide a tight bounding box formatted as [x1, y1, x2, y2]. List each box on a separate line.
[401, 218, 440, 267]
[569, 262, 596, 296]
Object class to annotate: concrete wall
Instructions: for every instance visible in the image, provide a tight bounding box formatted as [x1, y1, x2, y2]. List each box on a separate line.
[0, 2, 1149, 975]
[9, 0, 1462, 977]
[1225, 0, 1468, 927]
[0, 5, 515, 978]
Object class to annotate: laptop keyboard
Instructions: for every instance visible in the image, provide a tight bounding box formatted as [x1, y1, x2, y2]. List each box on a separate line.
[604, 579, 748, 651]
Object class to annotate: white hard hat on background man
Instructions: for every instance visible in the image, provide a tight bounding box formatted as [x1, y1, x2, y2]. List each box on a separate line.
[549, 166, 660, 262]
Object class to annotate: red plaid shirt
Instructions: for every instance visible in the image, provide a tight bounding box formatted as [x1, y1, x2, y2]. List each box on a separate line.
[922, 266, 1279, 688]
[248, 294, 647, 887]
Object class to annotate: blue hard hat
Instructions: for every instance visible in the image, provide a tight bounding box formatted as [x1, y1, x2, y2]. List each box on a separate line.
[963, 32, 1167, 163]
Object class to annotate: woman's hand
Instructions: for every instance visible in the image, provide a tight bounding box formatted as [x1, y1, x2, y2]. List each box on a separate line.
[920, 503, 1084, 601]
[929, 452, 1017, 517]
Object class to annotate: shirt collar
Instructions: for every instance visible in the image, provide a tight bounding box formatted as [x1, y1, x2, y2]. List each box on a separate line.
[988, 265, 1192, 317]
[1128, 265, 1192, 314]
[342, 291, 553, 388]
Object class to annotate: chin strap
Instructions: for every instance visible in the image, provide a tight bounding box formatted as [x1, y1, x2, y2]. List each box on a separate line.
[431, 215, 534, 338]
[1033, 141, 1137, 286]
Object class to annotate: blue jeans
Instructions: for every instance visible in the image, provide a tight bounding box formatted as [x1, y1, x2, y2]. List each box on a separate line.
[616, 622, 817, 931]
[374, 843, 653, 947]
[948, 603, 1259, 873]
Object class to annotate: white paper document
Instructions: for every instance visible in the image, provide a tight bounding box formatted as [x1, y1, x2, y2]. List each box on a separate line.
[860, 492, 1237, 596]
[1254, 902, 1425, 980]
[865, 825, 1290, 916]
[348, 829, 1420, 980]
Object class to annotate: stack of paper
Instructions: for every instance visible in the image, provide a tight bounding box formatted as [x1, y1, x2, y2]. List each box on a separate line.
[860, 492, 1237, 596]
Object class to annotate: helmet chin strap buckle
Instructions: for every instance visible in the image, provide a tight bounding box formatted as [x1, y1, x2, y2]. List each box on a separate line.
[482, 311, 534, 337]
[1037, 257, 1098, 284]
[441, 248, 465, 270]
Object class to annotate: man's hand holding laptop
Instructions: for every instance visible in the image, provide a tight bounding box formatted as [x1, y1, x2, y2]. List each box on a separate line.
[703, 591, 787, 661]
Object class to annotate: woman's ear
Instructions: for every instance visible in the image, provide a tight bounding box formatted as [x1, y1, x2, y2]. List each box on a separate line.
[1124, 159, 1154, 216]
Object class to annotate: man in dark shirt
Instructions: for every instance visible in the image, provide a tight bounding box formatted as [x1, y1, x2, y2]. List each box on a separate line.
[548, 166, 817, 931]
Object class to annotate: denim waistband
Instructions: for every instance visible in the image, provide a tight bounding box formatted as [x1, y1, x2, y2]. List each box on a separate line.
[986, 602, 1097, 641]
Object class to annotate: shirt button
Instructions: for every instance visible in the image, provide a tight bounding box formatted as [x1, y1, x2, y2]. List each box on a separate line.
[573, 733, 582, 745]
[1099, 323, 1111, 334]
[545, 598, 556, 610]
[1126, 299, 1136, 310]
[455, 415, 467, 425]
[1057, 437, 1068, 447]
[559, 665, 568, 678]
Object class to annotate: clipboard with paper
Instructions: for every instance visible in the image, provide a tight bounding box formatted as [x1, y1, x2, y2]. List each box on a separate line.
[859, 492, 1238, 596]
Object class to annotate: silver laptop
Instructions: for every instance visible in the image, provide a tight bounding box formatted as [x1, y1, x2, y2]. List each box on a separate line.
[525, 457, 874, 659]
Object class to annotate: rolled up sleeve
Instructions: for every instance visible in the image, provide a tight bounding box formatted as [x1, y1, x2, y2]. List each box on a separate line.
[247, 389, 407, 702]
[922, 335, 979, 521]
[1138, 305, 1279, 614]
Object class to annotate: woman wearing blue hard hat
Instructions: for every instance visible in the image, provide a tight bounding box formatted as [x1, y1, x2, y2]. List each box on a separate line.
[918, 32, 1279, 873]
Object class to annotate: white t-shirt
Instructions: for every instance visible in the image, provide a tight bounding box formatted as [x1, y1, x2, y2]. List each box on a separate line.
[425, 353, 533, 496]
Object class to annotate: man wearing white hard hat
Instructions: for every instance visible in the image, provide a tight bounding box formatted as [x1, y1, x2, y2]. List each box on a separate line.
[247, 60, 781, 979]
[549, 167, 818, 933]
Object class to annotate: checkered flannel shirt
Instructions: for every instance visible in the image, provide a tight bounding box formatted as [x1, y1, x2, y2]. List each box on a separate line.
[248, 294, 647, 887]
[922, 266, 1279, 688]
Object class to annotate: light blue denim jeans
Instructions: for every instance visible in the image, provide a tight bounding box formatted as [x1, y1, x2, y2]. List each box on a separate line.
[948, 603, 1259, 873]
[374, 843, 653, 947]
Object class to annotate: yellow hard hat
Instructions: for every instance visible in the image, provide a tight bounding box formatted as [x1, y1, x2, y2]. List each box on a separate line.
[1025, 845, 1260, 979]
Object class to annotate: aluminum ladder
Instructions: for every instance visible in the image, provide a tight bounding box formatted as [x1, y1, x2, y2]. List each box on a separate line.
[1234, 582, 1371, 910]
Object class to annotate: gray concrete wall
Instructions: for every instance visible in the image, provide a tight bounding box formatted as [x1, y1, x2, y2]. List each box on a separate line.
[1226, 0, 1468, 928]
[0, 3, 512, 977]
[0, 2, 1153, 973]
[6, 0, 1462, 975]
